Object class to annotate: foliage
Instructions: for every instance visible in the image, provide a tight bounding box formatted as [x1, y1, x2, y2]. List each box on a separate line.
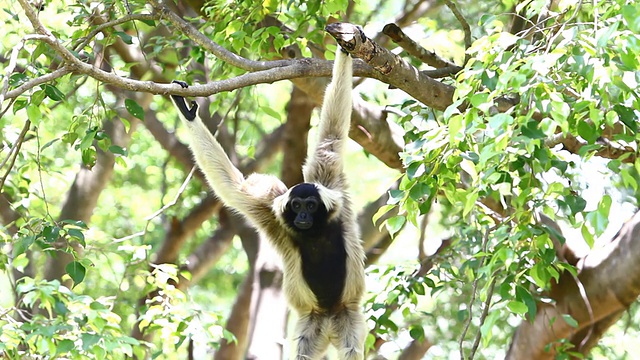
[1, 0, 639, 358]
[376, 0, 640, 357]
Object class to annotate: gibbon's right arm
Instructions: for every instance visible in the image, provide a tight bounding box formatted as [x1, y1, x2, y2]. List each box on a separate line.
[302, 39, 353, 192]
[170, 81, 287, 224]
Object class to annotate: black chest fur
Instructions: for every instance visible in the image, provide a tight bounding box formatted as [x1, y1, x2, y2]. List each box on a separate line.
[292, 221, 347, 312]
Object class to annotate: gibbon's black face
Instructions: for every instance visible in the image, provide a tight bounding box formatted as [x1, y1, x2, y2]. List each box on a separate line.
[286, 183, 328, 231]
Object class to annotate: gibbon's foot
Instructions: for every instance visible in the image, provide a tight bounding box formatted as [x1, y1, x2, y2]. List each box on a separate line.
[325, 23, 366, 53]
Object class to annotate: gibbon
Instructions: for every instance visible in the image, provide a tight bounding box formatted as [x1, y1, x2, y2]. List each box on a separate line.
[171, 35, 366, 360]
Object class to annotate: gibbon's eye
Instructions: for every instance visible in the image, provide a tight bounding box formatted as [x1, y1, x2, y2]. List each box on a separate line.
[306, 198, 318, 212]
[291, 198, 302, 212]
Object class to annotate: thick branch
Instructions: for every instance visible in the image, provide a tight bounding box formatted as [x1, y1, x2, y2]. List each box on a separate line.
[326, 22, 455, 111]
[507, 211, 640, 359]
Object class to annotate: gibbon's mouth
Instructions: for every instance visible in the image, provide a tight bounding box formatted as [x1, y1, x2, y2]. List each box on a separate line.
[295, 220, 312, 230]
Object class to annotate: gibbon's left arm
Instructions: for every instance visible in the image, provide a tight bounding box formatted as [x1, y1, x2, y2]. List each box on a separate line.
[302, 36, 353, 192]
[170, 81, 287, 228]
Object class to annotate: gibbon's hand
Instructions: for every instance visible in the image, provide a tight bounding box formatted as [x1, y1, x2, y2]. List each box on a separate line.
[171, 80, 198, 121]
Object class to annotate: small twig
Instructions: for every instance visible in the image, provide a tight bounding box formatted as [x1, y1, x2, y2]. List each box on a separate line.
[148, 0, 290, 72]
[469, 276, 497, 359]
[35, 128, 52, 219]
[0, 38, 27, 106]
[4, 66, 72, 101]
[575, 276, 594, 350]
[459, 227, 492, 359]
[0, 98, 17, 120]
[417, 215, 429, 261]
[73, 13, 159, 52]
[442, 0, 472, 64]
[113, 166, 196, 243]
[0, 120, 31, 193]
[421, 66, 464, 79]
[543, 0, 583, 54]
[383, 23, 462, 72]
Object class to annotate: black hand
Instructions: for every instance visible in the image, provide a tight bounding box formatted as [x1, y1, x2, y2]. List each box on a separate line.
[171, 80, 198, 121]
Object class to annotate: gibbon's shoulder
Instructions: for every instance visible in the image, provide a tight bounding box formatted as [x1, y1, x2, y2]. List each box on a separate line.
[242, 173, 288, 199]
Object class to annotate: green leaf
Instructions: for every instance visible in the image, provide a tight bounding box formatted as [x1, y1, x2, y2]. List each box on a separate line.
[13, 98, 28, 113]
[108, 145, 127, 156]
[409, 182, 431, 202]
[581, 224, 594, 248]
[372, 204, 395, 226]
[550, 100, 570, 123]
[61, 219, 89, 228]
[365, 333, 376, 351]
[622, 4, 640, 32]
[66, 261, 86, 287]
[463, 190, 478, 216]
[409, 325, 425, 340]
[26, 104, 42, 126]
[530, 263, 550, 288]
[507, 300, 528, 315]
[385, 215, 406, 237]
[406, 162, 425, 179]
[56, 339, 74, 355]
[67, 228, 86, 247]
[469, 92, 489, 110]
[82, 147, 97, 168]
[564, 194, 586, 215]
[32, 89, 46, 106]
[388, 189, 405, 205]
[448, 114, 463, 144]
[79, 128, 97, 149]
[42, 225, 61, 243]
[613, 105, 637, 133]
[81, 333, 100, 351]
[521, 120, 545, 139]
[42, 84, 65, 101]
[260, 106, 281, 121]
[479, 314, 500, 349]
[114, 31, 133, 44]
[562, 314, 578, 328]
[576, 120, 598, 144]
[125, 98, 145, 120]
[515, 285, 537, 319]
[41, 138, 59, 151]
[12, 253, 29, 272]
[90, 301, 107, 310]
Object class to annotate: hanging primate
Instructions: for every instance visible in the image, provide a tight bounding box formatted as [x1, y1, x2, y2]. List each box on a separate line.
[171, 26, 366, 359]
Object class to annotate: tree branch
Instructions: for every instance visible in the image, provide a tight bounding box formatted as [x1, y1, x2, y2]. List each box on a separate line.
[507, 210, 640, 359]
[382, 23, 462, 72]
[442, 0, 471, 63]
[326, 22, 456, 111]
[73, 13, 160, 52]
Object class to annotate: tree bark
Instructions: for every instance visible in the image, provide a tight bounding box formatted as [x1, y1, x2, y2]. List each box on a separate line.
[507, 210, 640, 359]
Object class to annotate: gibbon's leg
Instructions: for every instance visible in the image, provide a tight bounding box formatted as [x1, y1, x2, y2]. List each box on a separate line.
[295, 312, 330, 360]
[330, 306, 366, 360]
[302, 47, 353, 191]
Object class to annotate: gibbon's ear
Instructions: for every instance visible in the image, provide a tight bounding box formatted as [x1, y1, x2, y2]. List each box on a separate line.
[315, 183, 343, 215]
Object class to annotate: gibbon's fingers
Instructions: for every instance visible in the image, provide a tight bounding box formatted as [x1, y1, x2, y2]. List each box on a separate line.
[171, 80, 198, 121]
[302, 48, 353, 190]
